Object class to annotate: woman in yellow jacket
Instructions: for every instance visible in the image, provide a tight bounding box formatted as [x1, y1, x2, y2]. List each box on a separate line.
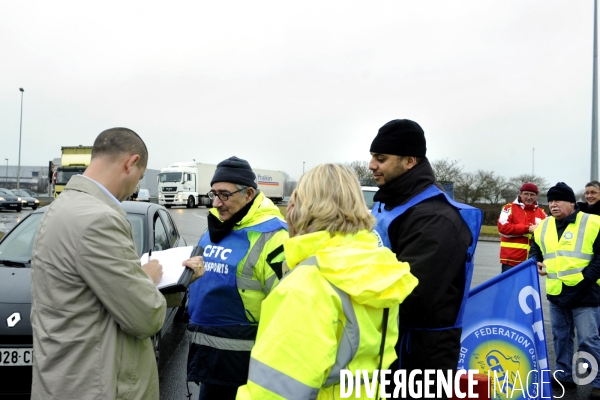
[236, 163, 418, 400]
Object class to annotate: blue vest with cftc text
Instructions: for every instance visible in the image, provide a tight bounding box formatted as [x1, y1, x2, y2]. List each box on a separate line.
[188, 218, 286, 327]
[372, 184, 482, 328]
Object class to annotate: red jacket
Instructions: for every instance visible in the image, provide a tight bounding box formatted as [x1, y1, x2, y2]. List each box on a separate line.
[497, 198, 547, 266]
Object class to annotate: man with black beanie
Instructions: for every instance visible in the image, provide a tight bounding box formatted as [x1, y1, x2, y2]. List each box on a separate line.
[186, 156, 288, 400]
[369, 119, 480, 399]
[530, 182, 600, 398]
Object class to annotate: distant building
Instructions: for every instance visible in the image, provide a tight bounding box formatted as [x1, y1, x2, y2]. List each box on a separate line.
[1, 165, 51, 194]
[139, 169, 159, 197]
[0, 165, 159, 197]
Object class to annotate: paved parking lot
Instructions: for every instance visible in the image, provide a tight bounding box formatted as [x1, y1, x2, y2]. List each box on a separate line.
[0, 209, 33, 236]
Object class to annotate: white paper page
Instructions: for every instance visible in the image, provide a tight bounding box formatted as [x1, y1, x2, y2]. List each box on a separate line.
[140, 246, 194, 289]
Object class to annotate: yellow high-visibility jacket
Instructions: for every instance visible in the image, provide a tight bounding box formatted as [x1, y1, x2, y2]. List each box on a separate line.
[534, 212, 600, 295]
[236, 229, 418, 400]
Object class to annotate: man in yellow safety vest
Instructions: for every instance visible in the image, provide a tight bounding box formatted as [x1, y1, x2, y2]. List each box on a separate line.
[530, 182, 600, 398]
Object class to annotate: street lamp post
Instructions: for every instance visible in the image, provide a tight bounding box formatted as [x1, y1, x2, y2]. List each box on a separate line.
[4, 158, 8, 188]
[17, 88, 24, 189]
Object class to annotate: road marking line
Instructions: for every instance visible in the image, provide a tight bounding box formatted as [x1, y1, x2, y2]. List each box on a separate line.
[193, 211, 207, 219]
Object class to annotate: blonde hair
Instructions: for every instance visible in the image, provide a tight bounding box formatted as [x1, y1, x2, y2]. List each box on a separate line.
[287, 163, 375, 236]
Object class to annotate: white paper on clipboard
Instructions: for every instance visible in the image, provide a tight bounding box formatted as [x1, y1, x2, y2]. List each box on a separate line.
[140, 246, 194, 290]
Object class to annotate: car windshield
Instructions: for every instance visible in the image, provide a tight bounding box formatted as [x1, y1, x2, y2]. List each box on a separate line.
[0, 213, 43, 267]
[0, 212, 147, 267]
[0, 188, 16, 196]
[56, 168, 86, 185]
[159, 173, 182, 183]
[362, 189, 377, 210]
[12, 190, 28, 197]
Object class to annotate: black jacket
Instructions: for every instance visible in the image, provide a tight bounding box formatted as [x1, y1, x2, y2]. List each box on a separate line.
[577, 201, 600, 216]
[373, 158, 472, 372]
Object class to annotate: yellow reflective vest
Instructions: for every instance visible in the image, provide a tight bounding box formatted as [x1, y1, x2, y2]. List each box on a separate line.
[534, 212, 600, 295]
[236, 230, 418, 400]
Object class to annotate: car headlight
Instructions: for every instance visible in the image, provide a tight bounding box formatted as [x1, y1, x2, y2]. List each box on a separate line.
[0, 197, 4, 201]
[35, 199, 40, 203]
[22, 200, 26, 204]
[17, 197, 22, 202]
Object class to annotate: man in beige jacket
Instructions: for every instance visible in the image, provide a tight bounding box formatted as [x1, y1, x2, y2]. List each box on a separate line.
[31, 128, 167, 400]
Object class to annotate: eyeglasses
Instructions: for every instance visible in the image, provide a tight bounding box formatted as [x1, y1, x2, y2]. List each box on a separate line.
[207, 188, 245, 201]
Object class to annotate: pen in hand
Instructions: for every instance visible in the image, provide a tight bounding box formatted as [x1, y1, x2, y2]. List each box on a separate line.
[143, 248, 162, 286]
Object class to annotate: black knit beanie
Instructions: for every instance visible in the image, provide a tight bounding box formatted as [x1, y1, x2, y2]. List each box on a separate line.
[210, 156, 257, 189]
[369, 119, 427, 157]
[547, 182, 576, 203]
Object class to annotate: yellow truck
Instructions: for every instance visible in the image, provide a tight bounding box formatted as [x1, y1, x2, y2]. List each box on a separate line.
[53, 146, 92, 198]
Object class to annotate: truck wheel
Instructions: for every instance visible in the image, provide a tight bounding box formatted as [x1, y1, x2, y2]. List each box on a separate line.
[186, 196, 195, 209]
[165, 205, 172, 209]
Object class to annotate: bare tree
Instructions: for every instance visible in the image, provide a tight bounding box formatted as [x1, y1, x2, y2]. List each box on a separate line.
[346, 160, 376, 186]
[431, 158, 463, 183]
[282, 171, 296, 196]
[454, 172, 479, 203]
[504, 174, 550, 201]
[476, 170, 508, 204]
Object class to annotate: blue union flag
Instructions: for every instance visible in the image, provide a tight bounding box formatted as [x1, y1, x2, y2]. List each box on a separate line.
[458, 259, 553, 399]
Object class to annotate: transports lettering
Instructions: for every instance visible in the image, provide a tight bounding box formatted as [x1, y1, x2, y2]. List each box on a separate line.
[204, 261, 230, 274]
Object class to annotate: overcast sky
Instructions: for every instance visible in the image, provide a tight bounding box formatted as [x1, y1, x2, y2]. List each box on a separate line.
[0, 1, 597, 193]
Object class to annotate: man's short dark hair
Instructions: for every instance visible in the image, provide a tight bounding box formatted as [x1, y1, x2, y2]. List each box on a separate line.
[92, 128, 148, 167]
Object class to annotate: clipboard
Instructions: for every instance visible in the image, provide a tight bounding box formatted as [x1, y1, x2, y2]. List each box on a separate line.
[140, 245, 204, 294]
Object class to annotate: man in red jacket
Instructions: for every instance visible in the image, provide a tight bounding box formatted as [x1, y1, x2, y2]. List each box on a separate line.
[498, 182, 547, 272]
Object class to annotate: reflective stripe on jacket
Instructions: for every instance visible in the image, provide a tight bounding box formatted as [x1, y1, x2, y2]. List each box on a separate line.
[534, 212, 600, 295]
[236, 230, 418, 400]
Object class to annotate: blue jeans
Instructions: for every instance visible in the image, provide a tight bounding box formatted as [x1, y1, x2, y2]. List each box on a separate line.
[549, 303, 600, 387]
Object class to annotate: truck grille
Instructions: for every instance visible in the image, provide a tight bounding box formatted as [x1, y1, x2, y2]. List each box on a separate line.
[163, 187, 177, 192]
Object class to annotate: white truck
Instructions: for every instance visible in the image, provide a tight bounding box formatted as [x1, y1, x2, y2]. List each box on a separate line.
[157, 162, 285, 208]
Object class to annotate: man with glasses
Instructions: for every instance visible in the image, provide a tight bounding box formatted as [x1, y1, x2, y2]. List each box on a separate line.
[498, 182, 547, 273]
[186, 156, 288, 400]
[578, 181, 600, 216]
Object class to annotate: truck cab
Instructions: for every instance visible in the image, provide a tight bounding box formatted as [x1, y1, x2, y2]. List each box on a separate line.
[53, 146, 93, 198]
[157, 163, 202, 209]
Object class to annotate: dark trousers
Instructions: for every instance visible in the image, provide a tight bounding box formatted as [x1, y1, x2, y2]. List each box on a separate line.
[199, 383, 239, 400]
[501, 263, 513, 273]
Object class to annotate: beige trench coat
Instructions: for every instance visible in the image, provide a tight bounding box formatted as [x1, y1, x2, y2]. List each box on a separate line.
[30, 176, 167, 400]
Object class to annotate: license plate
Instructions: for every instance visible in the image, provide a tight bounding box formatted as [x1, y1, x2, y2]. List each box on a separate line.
[0, 348, 33, 366]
